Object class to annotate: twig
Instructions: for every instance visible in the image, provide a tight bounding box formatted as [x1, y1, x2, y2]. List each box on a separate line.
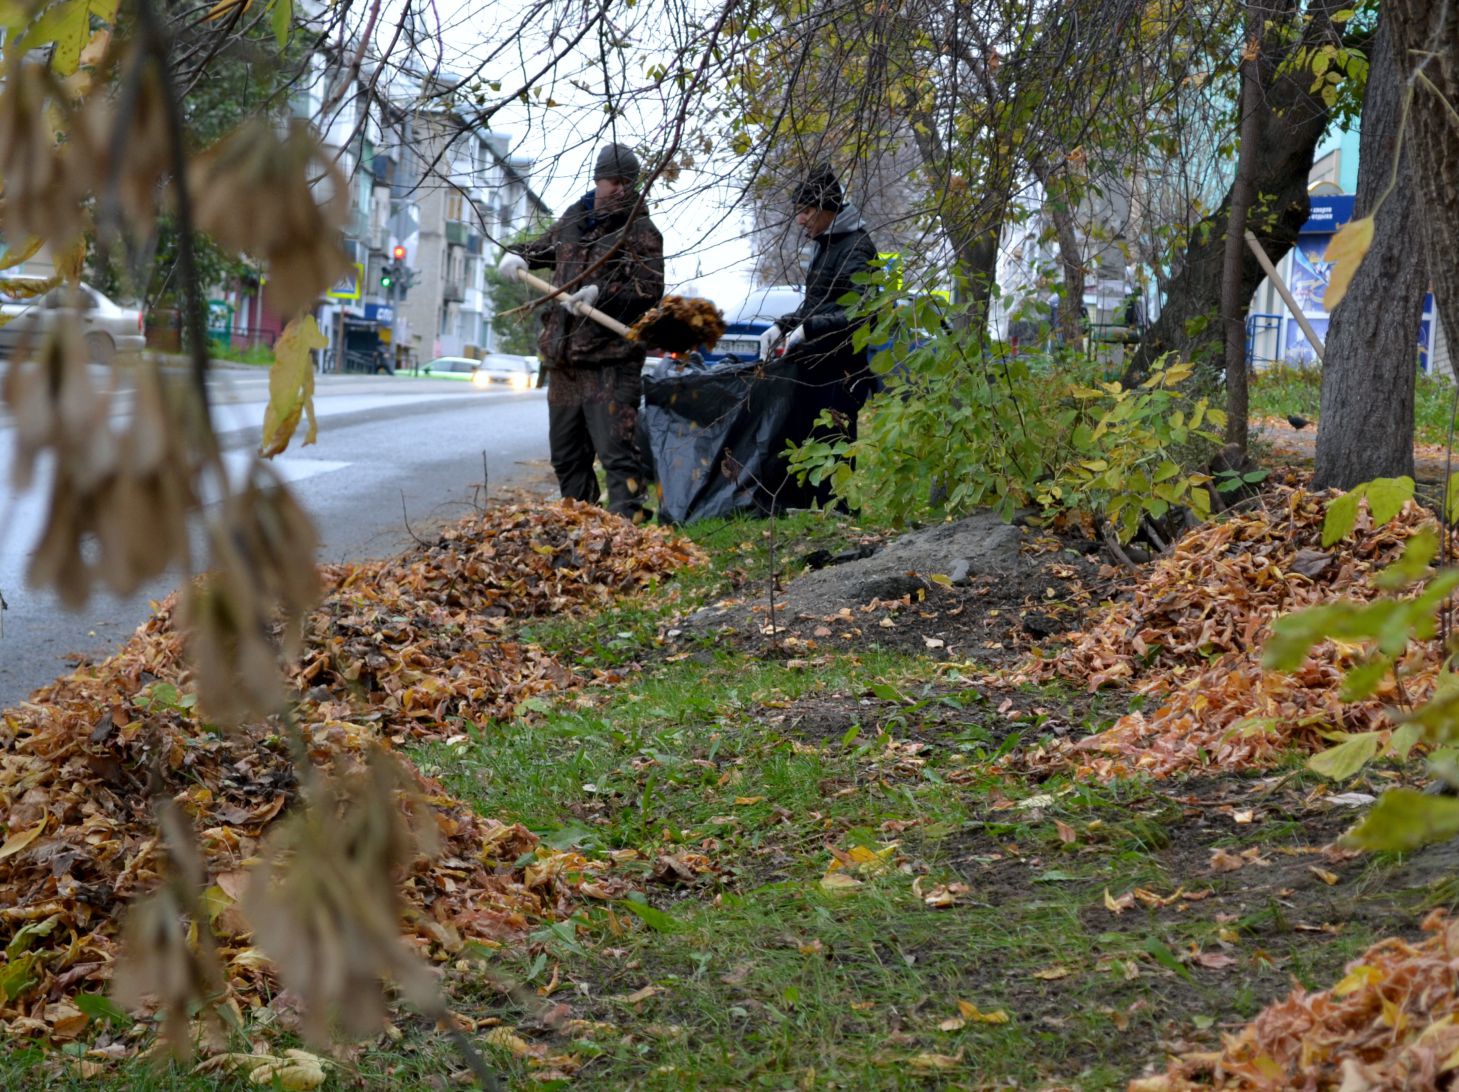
[400, 490, 428, 547]
[1442, 380, 1457, 649]
[482, 451, 490, 509]
[436, 1014, 502, 1091]
[135, 0, 215, 439]
[1101, 527, 1139, 570]
[1141, 516, 1169, 553]
[767, 491, 779, 649]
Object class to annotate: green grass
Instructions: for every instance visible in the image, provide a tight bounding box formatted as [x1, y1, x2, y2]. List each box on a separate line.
[1252, 364, 1458, 448]
[208, 340, 275, 366]
[4, 511, 1448, 1090]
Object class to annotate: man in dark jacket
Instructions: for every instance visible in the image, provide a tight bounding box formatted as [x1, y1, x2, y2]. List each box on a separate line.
[497, 143, 663, 520]
[769, 163, 879, 506]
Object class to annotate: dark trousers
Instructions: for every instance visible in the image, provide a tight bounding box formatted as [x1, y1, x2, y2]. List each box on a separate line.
[546, 363, 646, 519]
[780, 354, 872, 511]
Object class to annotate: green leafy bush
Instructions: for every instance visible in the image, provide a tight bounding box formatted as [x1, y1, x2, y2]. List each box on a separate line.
[785, 286, 1223, 539]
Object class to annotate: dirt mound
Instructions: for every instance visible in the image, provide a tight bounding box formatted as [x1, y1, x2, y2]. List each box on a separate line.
[677, 511, 1105, 663]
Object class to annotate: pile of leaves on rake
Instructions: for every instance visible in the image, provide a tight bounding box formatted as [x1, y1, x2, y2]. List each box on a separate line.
[999, 473, 1439, 780]
[0, 499, 703, 1074]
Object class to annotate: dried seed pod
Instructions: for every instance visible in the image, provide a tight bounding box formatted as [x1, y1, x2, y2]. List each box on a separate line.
[188, 119, 350, 317]
[242, 751, 442, 1042]
[0, 61, 95, 242]
[112, 801, 227, 1058]
[182, 460, 321, 724]
[78, 54, 171, 234]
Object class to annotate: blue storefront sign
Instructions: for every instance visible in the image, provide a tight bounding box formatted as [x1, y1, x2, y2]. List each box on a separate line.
[365, 303, 394, 326]
[1285, 192, 1435, 370]
[1299, 194, 1356, 235]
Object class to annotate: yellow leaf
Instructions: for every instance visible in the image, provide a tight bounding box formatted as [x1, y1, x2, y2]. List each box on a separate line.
[0, 275, 59, 301]
[907, 1051, 964, 1072]
[205, 0, 252, 19]
[0, 237, 44, 273]
[733, 796, 765, 806]
[20, 0, 90, 76]
[0, 821, 46, 859]
[1308, 866, 1340, 886]
[1381, 995, 1406, 1031]
[1322, 215, 1374, 311]
[819, 872, 862, 894]
[261, 316, 326, 457]
[1333, 964, 1380, 997]
[841, 843, 896, 875]
[248, 1055, 326, 1090]
[955, 1000, 1010, 1024]
[1104, 887, 1133, 914]
[51, 236, 86, 284]
[484, 1027, 532, 1056]
[1032, 965, 1071, 980]
[937, 1016, 965, 1031]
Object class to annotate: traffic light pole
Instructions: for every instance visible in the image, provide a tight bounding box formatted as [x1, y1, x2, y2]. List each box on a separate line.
[395, 274, 408, 375]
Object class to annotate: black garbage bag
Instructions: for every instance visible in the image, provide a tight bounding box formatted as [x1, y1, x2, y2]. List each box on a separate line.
[641, 356, 804, 524]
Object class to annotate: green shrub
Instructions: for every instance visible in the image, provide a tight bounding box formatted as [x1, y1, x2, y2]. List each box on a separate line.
[785, 287, 1222, 539]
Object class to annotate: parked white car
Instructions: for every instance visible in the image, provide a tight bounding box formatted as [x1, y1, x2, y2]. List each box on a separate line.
[0, 279, 146, 363]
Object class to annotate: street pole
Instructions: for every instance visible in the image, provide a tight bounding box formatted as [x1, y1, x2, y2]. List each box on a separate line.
[334, 306, 346, 375]
[394, 274, 407, 374]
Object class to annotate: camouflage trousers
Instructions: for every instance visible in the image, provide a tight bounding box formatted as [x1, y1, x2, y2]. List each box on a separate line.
[545, 363, 647, 520]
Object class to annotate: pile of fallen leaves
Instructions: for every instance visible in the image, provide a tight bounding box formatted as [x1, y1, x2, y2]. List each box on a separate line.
[1003, 482, 1437, 779]
[0, 500, 703, 1043]
[1138, 909, 1459, 1090]
[298, 498, 703, 737]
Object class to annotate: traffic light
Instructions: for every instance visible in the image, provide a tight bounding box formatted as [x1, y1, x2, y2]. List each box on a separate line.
[380, 264, 396, 289]
[392, 245, 407, 262]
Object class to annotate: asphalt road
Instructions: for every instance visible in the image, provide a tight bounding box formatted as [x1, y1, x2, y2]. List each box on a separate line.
[0, 366, 551, 707]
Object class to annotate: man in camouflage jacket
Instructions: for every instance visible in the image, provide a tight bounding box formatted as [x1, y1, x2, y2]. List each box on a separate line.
[498, 143, 664, 520]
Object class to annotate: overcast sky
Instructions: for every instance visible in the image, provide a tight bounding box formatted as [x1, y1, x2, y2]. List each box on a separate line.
[394, 0, 766, 308]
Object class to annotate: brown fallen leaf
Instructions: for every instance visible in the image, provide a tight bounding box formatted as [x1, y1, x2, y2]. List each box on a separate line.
[920, 881, 970, 908]
[1208, 846, 1269, 873]
[617, 986, 660, 1005]
[1189, 951, 1237, 970]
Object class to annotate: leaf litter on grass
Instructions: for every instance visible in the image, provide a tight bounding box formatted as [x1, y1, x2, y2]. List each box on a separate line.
[1137, 909, 1459, 1091]
[997, 479, 1438, 779]
[0, 499, 703, 1055]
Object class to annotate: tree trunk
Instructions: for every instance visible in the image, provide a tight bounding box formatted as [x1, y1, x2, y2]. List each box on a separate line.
[1312, 17, 1426, 490]
[1031, 155, 1087, 347]
[1124, 0, 1350, 385]
[1221, 16, 1262, 452]
[1385, 2, 1459, 380]
[950, 224, 1001, 336]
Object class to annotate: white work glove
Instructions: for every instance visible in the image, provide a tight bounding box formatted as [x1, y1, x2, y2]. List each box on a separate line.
[764, 323, 783, 344]
[497, 252, 527, 282]
[783, 324, 807, 351]
[559, 284, 600, 316]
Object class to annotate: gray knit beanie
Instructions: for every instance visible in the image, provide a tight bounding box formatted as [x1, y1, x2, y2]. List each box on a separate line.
[593, 143, 641, 183]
